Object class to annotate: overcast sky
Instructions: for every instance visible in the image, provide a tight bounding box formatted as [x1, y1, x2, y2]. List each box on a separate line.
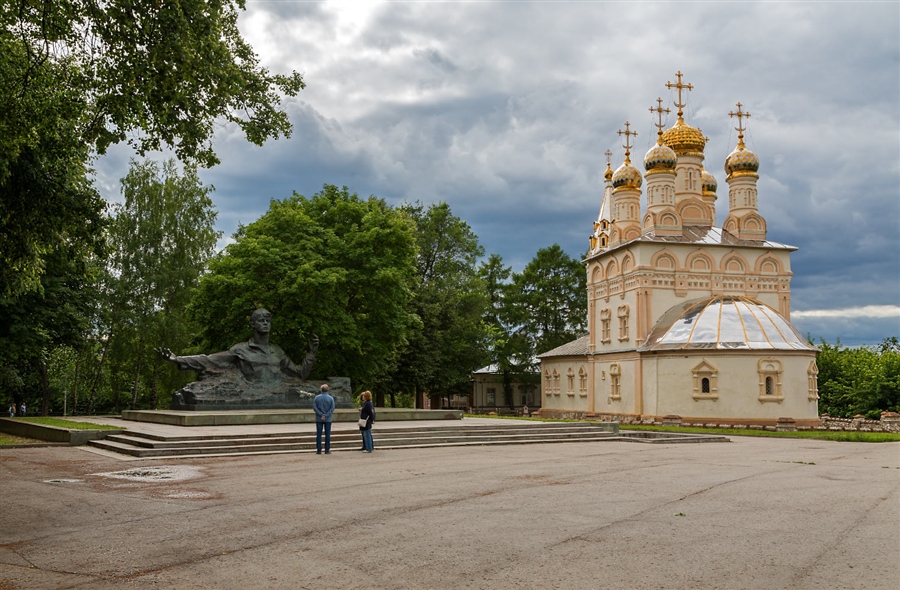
[93, 1, 900, 347]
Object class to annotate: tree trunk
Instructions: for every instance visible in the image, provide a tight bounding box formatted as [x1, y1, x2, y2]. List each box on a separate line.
[88, 337, 110, 416]
[112, 369, 120, 413]
[389, 391, 396, 407]
[40, 361, 50, 415]
[149, 362, 159, 409]
[375, 389, 385, 407]
[415, 383, 424, 409]
[72, 357, 79, 415]
[130, 352, 144, 410]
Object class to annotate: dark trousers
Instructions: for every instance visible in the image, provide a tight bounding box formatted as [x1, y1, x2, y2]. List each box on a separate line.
[316, 421, 332, 452]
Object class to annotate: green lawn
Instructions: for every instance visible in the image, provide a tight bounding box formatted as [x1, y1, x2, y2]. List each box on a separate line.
[7, 417, 120, 431]
[0, 432, 42, 445]
[465, 414, 900, 443]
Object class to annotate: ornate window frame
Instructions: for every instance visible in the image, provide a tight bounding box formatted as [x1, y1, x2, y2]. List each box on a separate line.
[758, 358, 784, 402]
[551, 368, 560, 396]
[578, 366, 588, 396]
[807, 360, 819, 401]
[691, 360, 718, 400]
[609, 362, 621, 401]
[617, 305, 630, 342]
[566, 366, 576, 396]
[600, 308, 611, 343]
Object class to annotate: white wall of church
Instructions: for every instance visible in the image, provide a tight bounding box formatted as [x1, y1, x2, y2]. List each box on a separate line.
[587, 242, 795, 351]
[642, 352, 818, 423]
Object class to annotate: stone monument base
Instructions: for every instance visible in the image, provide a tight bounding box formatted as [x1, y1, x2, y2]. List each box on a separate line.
[122, 407, 464, 426]
[170, 374, 354, 411]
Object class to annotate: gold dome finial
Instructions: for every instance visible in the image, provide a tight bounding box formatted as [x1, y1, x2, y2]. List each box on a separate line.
[613, 123, 642, 190]
[725, 102, 759, 177]
[617, 121, 638, 163]
[728, 102, 751, 148]
[649, 97, 671, 143]
[604, 149, 613, 181]
[665, 71, 694, 119]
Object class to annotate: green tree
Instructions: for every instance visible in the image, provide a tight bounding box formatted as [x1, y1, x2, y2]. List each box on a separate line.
[1, 0, 304, 296]
[102, 159, 221, 411]
[390, 202, 489, 408]
[506, 244, 587, 357]
[817, 338, 900, 419]
[477, 253, 534, 409]
[0, 239, 103, 415]
[188, 185, 419, 391]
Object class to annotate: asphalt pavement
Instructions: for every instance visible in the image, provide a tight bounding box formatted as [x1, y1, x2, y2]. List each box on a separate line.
[1, 426, 898, 589]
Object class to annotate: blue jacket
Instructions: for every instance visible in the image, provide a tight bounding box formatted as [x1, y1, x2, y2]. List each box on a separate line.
[313, 392, 335, 423]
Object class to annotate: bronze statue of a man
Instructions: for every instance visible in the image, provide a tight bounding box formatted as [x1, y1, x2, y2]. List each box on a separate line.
[157, 308, 318, 384]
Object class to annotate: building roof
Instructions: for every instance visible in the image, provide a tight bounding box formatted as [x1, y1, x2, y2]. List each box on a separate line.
[472, 358, 539, 375]
[536, 334, 591, 359]
[585, 226, 796, 262]
[639, 296, 817, 352]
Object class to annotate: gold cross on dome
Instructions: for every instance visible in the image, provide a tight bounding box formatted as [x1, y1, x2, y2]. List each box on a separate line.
[666, 71, 694, 116]
[617, 122, 637, 155]
[728, 102, 751, 138]
[649, 97, 671, 138]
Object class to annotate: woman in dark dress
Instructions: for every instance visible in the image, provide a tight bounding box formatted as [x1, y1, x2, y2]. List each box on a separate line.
[359, 390, 375, 452]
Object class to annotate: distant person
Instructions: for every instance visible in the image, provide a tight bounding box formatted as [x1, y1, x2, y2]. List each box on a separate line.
[20, 402, 26, 417]
[313, 384, 335, 454]
[8, 404, 14, 417]
[359, 390, 375, 453]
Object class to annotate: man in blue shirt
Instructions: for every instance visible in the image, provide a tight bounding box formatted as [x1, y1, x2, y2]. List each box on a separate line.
[313, 384, 335, 454]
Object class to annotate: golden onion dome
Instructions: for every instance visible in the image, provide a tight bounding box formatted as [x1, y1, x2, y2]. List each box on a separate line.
[604, 160, 614, 183]
[701, 168, 717, 194]
[724, 139, 760, 177]
[612, 155, 642, 190]
[644, 141, 677, 173]
[661, 117, 706, 156]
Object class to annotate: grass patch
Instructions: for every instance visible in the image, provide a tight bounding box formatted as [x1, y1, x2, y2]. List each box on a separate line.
[0, 432, 43, 445]
[465, 415, 900, 442]
[619, 424, 900, 443]
[465, 413, 583, 423]
[10, 417, 120, 431]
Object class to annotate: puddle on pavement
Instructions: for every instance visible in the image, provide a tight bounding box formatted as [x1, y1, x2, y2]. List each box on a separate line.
[91, 465, 204, 482]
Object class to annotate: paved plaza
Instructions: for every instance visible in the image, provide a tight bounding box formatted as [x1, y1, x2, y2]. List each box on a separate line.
[1, 422, 898, 589]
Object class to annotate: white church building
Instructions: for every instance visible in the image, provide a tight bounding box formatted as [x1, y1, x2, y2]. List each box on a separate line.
[538, 73, 820, 427]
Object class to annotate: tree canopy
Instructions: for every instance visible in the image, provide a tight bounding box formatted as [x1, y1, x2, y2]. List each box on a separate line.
[505, 244, 587, 356]
[388, 202, 489, 407]
[1, 0, 304, 296]
[188, 185, 419, 388]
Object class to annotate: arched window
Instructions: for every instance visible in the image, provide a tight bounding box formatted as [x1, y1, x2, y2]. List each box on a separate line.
[692, 361, 718, 400]
[758, 359, 784, 402]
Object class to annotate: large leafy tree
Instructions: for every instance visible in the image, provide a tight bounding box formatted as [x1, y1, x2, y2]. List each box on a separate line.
[506, 244, 587, 357]
[390, 202, 489, 408]
[478, 253, 534, 409]
[816, 337, 900, 419]
[101, 159, 220, 411]
[1, 0, 304, 296]
[0, 238, 103, 415]
[188, 185, 419, 390]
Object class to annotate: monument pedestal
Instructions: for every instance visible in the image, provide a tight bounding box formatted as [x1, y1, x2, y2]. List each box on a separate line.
[122, 407, 464, 426]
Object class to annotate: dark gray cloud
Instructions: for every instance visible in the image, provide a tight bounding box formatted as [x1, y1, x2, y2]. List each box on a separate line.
[94, 1, 900, 347]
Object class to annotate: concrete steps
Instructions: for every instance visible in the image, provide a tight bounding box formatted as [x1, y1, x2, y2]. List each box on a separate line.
[87, 422, 729, 459]
[88, 422, 621, 458]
